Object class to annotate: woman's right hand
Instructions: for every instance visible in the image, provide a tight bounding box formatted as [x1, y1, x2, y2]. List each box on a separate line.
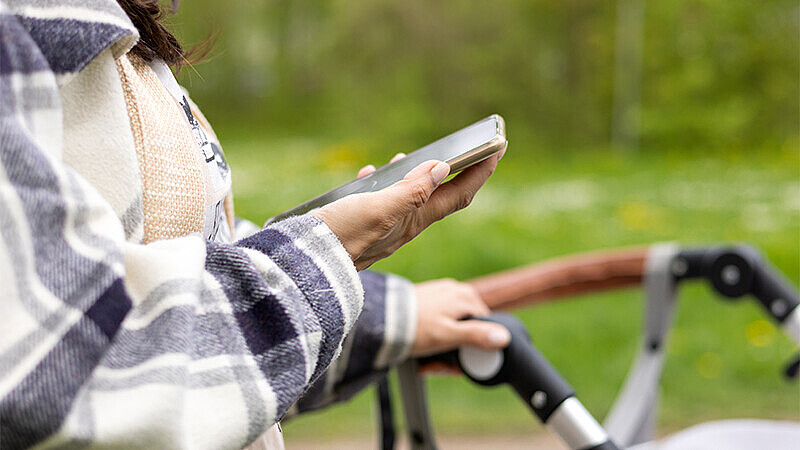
[311, 150, 502, 271]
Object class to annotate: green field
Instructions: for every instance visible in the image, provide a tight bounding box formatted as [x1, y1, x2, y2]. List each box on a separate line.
[224, 136, 799, 440]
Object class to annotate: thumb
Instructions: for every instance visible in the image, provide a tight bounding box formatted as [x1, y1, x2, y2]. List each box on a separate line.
[380, 160, 450, 215]
[449, 321, 511, 351]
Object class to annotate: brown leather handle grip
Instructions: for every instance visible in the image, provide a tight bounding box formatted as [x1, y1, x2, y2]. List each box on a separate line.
[467, 247, 650, 310]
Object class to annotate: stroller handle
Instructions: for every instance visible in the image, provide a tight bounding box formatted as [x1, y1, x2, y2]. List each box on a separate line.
[468, 247, 648, 310]
[467, 245, 799, 346]
[393, 244, 798, 450]
[424, 313, 621, 450]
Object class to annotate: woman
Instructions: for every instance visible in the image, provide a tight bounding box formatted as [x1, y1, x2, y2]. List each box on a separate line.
[0, 0, 509, 448]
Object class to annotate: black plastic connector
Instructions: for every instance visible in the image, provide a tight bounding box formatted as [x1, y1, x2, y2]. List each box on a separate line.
[676, 246, 799, 323]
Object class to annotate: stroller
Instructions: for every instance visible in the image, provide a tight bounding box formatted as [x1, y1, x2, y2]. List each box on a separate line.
[377, 244, 800, 449]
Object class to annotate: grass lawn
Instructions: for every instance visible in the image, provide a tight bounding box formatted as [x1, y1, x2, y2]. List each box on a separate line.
[224, 134, 799, 441]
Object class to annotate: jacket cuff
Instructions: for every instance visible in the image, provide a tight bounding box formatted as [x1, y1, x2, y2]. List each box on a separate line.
[289, 270, 417, 415]
[371, 273, 417, 368]
[237, 214, 363, 337]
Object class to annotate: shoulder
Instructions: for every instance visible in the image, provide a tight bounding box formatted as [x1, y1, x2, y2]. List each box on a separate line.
[1, 0, 138, 85]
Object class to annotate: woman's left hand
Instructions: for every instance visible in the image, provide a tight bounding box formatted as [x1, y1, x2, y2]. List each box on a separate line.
[410, 278, 510, 358]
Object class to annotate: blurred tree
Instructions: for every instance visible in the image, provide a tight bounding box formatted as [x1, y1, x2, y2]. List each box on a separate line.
[612, 0, 645, 151]
[173, 0, 798, 154]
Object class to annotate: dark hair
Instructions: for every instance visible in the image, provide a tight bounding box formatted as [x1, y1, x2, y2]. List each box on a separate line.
[117, 0, 212, 68]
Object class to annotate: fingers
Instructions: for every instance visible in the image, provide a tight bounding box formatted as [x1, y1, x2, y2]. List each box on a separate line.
[403, 159, 449, 185]
[423, 152, 500, 221]
[446, 281, 490, 318]
[447, 321, 511, 350]
[377, 160, 449, 217]
[357, 164, 376, 178]
[390, 152, 406, 163]
[432, 280, 509, 350]
[323, 160, 448, 268]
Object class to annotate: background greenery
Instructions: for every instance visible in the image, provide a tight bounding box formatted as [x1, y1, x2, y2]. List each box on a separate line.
[172, 0, 798, 443]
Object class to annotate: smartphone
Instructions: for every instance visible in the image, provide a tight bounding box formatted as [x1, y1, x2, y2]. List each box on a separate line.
[268, 114, 507, 224]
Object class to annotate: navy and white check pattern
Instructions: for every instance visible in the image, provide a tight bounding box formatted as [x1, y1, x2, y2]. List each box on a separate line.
[0, 1, 416, 448]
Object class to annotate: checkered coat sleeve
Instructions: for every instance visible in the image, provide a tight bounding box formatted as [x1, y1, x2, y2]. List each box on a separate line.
[0, 2, 369, 448]
[232, 223, 419, 417]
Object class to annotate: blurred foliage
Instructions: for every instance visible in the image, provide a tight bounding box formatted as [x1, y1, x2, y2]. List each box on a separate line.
[173, 0, 798, 153]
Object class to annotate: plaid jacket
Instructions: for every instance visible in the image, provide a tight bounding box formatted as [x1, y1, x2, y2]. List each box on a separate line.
[0, 1, 415, 448]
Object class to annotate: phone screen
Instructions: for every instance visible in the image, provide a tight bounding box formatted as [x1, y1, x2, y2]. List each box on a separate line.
[355, 116, 498, 189]
[269, 115, 504, 222]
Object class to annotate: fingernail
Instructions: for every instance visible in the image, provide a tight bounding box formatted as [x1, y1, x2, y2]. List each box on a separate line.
[430, 161, 450, 185]
[487, 328, 511, 347]
[498, 147, 506, 160]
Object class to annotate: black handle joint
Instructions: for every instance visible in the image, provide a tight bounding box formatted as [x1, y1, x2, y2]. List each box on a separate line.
[677, 246, 799, 322]
[459, 313, 575, 422]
